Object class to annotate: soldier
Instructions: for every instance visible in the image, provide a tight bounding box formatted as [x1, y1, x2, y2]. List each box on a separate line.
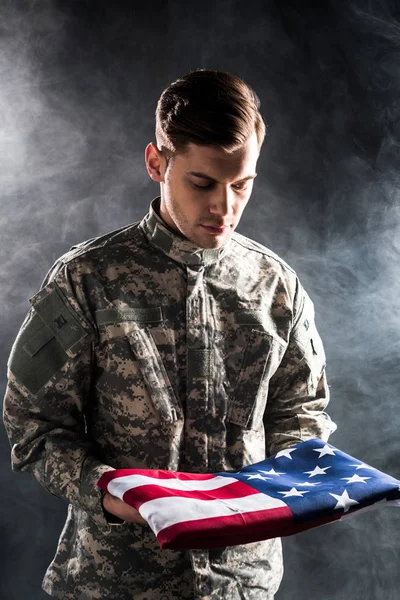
[3, 68, 336, 599]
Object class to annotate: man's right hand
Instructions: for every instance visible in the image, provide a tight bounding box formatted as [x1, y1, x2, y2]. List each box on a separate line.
[102, 491, 147, 524]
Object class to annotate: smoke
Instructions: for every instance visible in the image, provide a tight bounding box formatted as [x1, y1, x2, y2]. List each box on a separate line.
[246, 3, 400, 597]
[233, 3, 400, 595]
[0, 1, 150, 327]
[0, 2, 84, 194]
[1, 1, 400, 599]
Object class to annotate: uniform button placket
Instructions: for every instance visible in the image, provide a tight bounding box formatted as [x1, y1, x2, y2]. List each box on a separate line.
[184, 265, 210, 469]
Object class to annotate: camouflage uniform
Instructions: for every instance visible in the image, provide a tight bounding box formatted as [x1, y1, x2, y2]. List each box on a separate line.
[3, 196, 336, 600]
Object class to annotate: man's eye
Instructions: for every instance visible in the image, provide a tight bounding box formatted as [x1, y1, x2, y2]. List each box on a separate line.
[192, 183, 213, 190]
[192, 182, 248, 191]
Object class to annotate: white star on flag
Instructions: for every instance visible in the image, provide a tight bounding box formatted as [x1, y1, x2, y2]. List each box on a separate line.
[304, 465, 331, 478]
[275, 448, 297, 459]
[350, 463, 376, 471]
[295, 481, 321, 487]
[341, 474, 371, 484]
[329, 489, 359, 512]
[278, 487, 310, 498]
[313, 444, 336, 458]
[243, 473, 271, 481]
[259, 469, 285, 476]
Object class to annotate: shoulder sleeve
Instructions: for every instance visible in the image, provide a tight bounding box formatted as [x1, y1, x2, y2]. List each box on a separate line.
[7, 276, 95, 400]
[264, 278, 337, 455]
[3, 261, 117, 531]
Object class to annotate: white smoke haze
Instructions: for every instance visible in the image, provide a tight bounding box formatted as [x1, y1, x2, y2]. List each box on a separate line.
[1, 1, 400, 599]
[0, 2, 75, 193]
[241, 3, 400, 597]
[0, 1, 150, 326]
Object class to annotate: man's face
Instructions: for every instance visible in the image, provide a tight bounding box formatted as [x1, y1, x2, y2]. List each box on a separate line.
[148, 132, 260, 249]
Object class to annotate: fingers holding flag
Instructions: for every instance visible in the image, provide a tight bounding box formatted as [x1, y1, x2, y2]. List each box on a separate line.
[102, 491, 148, 524]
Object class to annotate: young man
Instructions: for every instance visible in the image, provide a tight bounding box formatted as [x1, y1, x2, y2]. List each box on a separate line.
[3, 69, 336, 599]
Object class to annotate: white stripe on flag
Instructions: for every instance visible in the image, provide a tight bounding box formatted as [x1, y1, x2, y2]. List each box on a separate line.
[108, 474, 240, 499]
[139, 492, 287, 535]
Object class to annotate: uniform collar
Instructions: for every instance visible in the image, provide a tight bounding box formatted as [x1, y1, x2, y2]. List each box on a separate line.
[139, 196, 230, 267]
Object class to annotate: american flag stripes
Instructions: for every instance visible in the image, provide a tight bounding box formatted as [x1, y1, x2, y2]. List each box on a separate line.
[97, 439, 400, 550]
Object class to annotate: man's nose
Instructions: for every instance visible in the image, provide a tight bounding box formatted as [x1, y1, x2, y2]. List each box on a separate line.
[208, 188, 234, 217]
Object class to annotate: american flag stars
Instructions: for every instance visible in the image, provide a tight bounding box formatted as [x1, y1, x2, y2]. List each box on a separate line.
[295, 481, 321, 487]
[329, 489, 359, 512]
[278, 487, 310, 498]
[350, 463, 376, 471]
[240, 443, 383, 506]
[243, 473, 272, 481]
[304, 465, 332, 478]
[313, 444, 336, 458]
[274, 447, 297, 459]
[259, 469, 285, 476]
[341, 474, 371, 484]
[243, 441, 400, 516]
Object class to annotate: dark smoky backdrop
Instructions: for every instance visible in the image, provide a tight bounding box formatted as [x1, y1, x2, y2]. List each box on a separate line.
[1, 0, 400, 598]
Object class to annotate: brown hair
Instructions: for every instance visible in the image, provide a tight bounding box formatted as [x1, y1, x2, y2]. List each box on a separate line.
[155, 69, 267, 167]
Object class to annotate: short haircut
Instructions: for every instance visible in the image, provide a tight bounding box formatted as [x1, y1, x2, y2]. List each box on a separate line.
[155, 69, 267, 166]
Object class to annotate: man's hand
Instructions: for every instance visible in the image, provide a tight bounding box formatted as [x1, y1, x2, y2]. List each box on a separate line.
[102, 491, 147, 524]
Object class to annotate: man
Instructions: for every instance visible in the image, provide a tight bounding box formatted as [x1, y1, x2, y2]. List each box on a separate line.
[3, 68, 336, 599]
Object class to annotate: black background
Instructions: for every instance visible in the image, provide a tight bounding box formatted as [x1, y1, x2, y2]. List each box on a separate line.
[1, 1, 400, 598]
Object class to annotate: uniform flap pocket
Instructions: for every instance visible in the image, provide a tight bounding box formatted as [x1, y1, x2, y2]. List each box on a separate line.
[95, 306, 163, 326]
[29, 280, 92, 357]
[94, 301, 185, 328]
[127, 325, 183, 424]
[227, 329, 276, 430]
[291, 316, 313, 353]
[8, 310, 74, 397]
[236, 310, 264, 325]
[187, 349, 211, 380]
[291, 292, 326, 392]
[22, 321, 54, 357]
[292, 291, 325, 363]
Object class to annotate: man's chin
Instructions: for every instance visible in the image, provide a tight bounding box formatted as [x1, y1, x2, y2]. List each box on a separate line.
[190, 234, 228, 250]
[188, 226, 233, 249]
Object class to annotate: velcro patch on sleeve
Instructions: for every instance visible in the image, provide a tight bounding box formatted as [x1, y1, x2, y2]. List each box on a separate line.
[8, 281, 93, 398]
[31, 281, 91, 357]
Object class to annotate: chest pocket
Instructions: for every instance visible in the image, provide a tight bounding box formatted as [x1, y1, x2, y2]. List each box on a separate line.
[127, 325, 183, 424]
[227, 329, 285, 431]
[95, 305, 184, 425]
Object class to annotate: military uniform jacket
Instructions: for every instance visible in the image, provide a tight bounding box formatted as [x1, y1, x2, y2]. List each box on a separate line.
[3, 196, 336, 600]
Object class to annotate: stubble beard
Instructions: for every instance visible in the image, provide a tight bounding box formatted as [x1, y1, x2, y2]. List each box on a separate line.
[167, 194, 231, 249]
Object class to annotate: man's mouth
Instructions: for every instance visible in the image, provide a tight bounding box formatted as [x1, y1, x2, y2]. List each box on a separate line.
[200, 224, 230, 234]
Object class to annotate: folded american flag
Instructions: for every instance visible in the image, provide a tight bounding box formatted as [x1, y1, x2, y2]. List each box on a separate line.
[97, 439, 400, 550]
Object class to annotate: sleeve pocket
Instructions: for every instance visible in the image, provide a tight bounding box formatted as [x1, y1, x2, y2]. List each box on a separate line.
[291, 294, 326, 394]
[8, 282, 93, 399]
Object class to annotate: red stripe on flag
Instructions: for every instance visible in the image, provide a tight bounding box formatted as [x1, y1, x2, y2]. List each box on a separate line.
[98, 469, 217, 488]
[156, 508, 345, 550]
[122, 479, 259, 510]
[157, 505, 294, 549]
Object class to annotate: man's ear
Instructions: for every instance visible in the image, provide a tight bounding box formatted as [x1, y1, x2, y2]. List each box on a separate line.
[145, 142, 165, 183]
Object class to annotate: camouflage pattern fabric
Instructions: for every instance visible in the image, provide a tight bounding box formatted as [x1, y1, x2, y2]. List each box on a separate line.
[3, 196, 336, 599]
